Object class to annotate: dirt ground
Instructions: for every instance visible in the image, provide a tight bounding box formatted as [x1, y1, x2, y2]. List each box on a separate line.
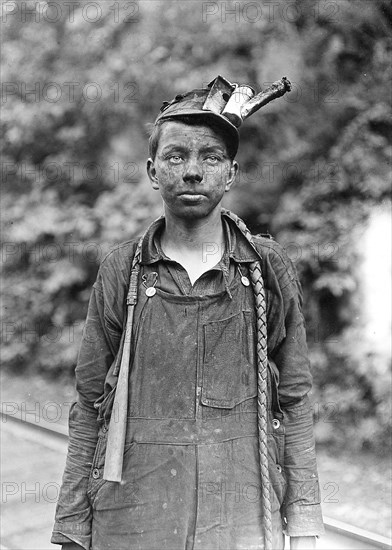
[2, 370, 391, 538]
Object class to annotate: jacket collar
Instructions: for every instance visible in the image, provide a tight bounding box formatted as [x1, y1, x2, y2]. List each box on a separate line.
[139, 212, 259, 265]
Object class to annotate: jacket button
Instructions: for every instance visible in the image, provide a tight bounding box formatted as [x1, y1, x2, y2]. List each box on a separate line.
[241, 276, 250, 286]
[145, 287, 156, 297]
[92, 468, 100, 479]
[272, 418, 280, 429]
[276, 464, 282, 473]
[102, 425, 108, 433]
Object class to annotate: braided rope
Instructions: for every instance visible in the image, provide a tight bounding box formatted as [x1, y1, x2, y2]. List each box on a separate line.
[222, 209, 272, 550]
[127, 236, 144, 304]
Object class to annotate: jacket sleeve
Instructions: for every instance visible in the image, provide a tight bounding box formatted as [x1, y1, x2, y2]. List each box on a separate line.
[51, 244, 130, 548]
[263, 241, 325, 537]
[50, 284, 111, 548]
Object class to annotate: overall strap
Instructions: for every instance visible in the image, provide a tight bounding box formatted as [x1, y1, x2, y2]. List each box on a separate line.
[222, 208, 272, 550]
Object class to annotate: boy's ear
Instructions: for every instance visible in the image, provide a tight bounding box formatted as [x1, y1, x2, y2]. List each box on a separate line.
[147, 158, 159, 190]
[225, 160, 239, 192]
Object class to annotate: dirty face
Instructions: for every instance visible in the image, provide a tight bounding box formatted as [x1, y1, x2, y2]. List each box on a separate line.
[147, 121, 238, 221]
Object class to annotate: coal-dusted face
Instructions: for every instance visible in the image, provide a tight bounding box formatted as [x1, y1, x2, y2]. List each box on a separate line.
[147, 121, 238, 221]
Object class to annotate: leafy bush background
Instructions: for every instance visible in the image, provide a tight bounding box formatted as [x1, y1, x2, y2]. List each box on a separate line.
[1, 0, 391, 453]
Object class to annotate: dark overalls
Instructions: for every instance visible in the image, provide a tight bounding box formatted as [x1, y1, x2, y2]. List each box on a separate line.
[87, 227, 286, 549]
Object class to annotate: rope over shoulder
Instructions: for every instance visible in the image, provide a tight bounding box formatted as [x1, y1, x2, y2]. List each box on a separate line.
[222, 209, 272, 550]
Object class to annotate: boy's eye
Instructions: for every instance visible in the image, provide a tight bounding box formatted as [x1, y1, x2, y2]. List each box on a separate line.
[205, 155, 220, 163]
[168, 155, 183, 164]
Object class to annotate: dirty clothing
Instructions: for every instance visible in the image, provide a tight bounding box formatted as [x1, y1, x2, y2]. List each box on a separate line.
[52, 214, 324, 549]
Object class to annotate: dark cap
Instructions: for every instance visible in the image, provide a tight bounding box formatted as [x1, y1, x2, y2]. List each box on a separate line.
[153, 75, 292, 158]
[155, 76, 240, 157]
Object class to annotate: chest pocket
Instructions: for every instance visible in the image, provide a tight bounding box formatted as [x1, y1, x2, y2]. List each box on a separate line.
[201, 310, 257, 408]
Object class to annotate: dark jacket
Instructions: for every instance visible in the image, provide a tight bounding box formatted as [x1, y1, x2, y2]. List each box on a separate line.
[52, 215, 324, 548]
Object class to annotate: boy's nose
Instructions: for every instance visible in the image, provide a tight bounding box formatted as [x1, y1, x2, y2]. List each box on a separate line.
[183, 160, 203, 183]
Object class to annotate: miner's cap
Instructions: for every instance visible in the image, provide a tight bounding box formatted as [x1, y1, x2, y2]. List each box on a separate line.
[153, 75, 291, 159]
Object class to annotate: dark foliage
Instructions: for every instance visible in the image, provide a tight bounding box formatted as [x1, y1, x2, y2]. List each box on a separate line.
[1, 0, 390, 452]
